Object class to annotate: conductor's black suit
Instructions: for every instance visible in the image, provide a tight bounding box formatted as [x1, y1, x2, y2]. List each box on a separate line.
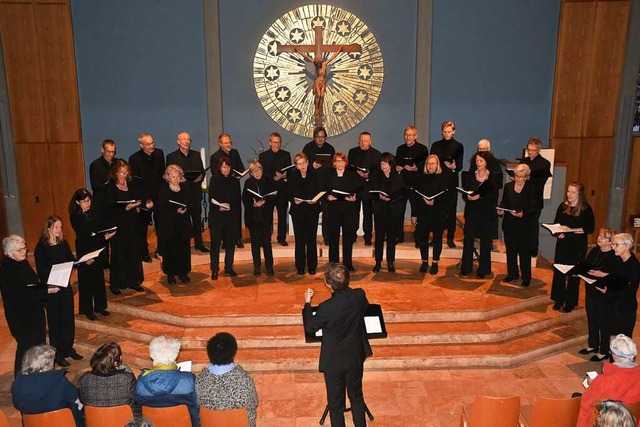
[303, 287, 371, 427]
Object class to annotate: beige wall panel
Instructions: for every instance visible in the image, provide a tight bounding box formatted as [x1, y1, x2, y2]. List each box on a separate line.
[579, 138, 613, 242]
[550, 137, 582, 185]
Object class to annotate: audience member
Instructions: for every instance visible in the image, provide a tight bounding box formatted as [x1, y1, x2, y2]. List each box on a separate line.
[78, 342, 139, 416]
[577, 334, 640, 427]
[196, 332, 258, 427]
[11, 345, 84, 426]
[594, 400, 637, 427]
[136, 336, 199, 426]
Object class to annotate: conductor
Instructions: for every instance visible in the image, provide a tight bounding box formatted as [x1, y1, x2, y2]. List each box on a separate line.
[303, 263, 371, 427]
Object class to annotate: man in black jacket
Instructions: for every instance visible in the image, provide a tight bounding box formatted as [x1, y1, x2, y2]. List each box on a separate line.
[303, 263, 371, 427]
[348, 132, 381, 246]
[259, 132, 292, 246]
[129, 133, 165, 261]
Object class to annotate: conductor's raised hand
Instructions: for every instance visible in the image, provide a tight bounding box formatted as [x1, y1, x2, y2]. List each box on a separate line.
[304, 288, 315, 304]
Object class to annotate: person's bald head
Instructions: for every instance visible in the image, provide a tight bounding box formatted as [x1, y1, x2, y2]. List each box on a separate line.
[477, 139, 491, 152]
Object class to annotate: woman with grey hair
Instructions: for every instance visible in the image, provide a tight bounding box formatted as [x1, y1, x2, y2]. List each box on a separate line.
[242, 161, 276, 276]
[11, 345, 84, 426]
[576, 334, 640, 427]
[0, 235, 54, 376]
[136, 336, 198, 426]
[589, 233, 640, 338]
[156, 164, 192, 285]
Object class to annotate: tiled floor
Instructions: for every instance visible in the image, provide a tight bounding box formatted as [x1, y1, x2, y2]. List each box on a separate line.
[0, 249, 637, 426]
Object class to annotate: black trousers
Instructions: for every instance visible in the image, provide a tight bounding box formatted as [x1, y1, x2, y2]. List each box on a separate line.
[442, 189, 458, 241]
[189, 194, 205, 247]
[611, 305, 636, 340]
[161, 237, 191, 276]
[585, 291, 611, 354]
[271, 197, 289, 241]
[292, 212, 319, 272]
[359, 199, 373, 242]
[137, 210, 152, 257]
[461, 220, 492, 275]
[550, 271, 580, 309]
[373, 211, 401, 263]
[323, 364, 366, 427]
[46, 286, 76, 359]
[11, 312, 46, 377]
[110, 233, 144, 289]
[415, 222, 443, 263]
[503, 226, 532, 281]
[210, 218, 236, 272]
[78, 261, 107, 315]
[249, 222, 274, 269]
[327, 202, 358, 267]
[530, 209, 542, 254]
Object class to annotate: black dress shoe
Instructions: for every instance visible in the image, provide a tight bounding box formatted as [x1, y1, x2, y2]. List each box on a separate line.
[129, 285, 144, 292]
[447, 240, 457, 248]
[236, 241, 244, 248]
[109, 287, 121, 295]
[372, 262, 381, 273]
[179, 274, 190, 283]
[476, 273, 486, 279]
[224, 269, 238, 277]
[521, 280, 530, 288]
[578, 347, 597, 355]
[347, 265, 355, 273]
[309, 269, 316, 275]
[142, 255, 152, 263]
[267, 268, 274, 276]
[167, 276, 177, 285]
[590, 353, 609, 362]
[68, 351, 84, 360]
[97, 310, 110, 316]
[211, 271, 219, 280]
[562, 306, 574, 313]
[297, 270, 305, 275]
[430, 263, 439, 275]
[85, 313, 97, 321]
[364, 240, 372, 247]
[419, 262, 428, 273]
[55, 357, 70, 367]
[552, 301, 563, 311]
[503, 275, 519, 283]
[196, 246, 210, 253]
[387, 263, 396, 273]
[278, 240, 289, 247]
[459, 271, 469, 277]
[254, 269, 261, 277]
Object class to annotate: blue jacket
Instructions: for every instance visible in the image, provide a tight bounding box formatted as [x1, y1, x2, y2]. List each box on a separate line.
[12, 369, 84, 426]
[136, 367, 199, 426]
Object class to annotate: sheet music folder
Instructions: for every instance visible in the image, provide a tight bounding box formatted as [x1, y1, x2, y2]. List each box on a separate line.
[302, 303, 387, 343]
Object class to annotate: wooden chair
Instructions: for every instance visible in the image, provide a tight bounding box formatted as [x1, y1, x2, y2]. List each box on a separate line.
[520, 396, 581, 427]
[200, 406, 248, 427]
[0, 409, 10, 427]
[85, 404, 135, 427]
[459, 395, 520, 427]
[22, 408, 76, 427]
[142, 405, 192, 427]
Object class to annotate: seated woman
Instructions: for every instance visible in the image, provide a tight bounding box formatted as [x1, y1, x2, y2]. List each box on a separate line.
[370, 152, 405, 273]
[78, 342, 139, 416]
[242, 161, 275, 276]
[196, 332, 258, 427]
[34, 215, 82, 367]
[11, 345, 84, 426]
[576, 334, 640, 427]
[69, 188, 115, 320]
[497, 164, 537, 287]
[412, 154, 447, 275]
[594, 400, 637, 427]
[156, 165, 192, 285]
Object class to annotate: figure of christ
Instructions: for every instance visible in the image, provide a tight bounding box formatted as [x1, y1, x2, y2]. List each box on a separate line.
[295, 47, 344, 126]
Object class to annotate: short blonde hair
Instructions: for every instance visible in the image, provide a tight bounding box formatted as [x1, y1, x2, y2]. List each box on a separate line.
[163, 164, 185, 183]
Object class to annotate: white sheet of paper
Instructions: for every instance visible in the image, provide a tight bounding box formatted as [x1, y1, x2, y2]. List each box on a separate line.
[577, 274, 597, 285]
[47, 261, 74, 287]
[365, 316, 383, 333]
[176, 360, 192, 372]
[553, 263, 574, 274]
[75, 247, 105, 264]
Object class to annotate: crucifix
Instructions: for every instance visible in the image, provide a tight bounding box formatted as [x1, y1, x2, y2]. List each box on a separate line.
[278, 25, 362, 127]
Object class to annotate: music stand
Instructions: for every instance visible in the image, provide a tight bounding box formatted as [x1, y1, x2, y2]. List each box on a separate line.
[302, 303, 387, 425]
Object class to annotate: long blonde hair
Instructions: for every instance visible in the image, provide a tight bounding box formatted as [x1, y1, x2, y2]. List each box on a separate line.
[563, 182, 588, 217]
[40, 214, 64, 245]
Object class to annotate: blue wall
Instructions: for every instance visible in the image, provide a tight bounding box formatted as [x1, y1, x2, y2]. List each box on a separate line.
[218, 0, 417, 161]
[430, 0, 561, 160]
[70, 0, 560, 178]
[70, 0, 209, 184]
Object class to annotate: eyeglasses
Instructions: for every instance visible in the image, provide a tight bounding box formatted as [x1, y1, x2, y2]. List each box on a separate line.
[15, 246, 27, 252]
